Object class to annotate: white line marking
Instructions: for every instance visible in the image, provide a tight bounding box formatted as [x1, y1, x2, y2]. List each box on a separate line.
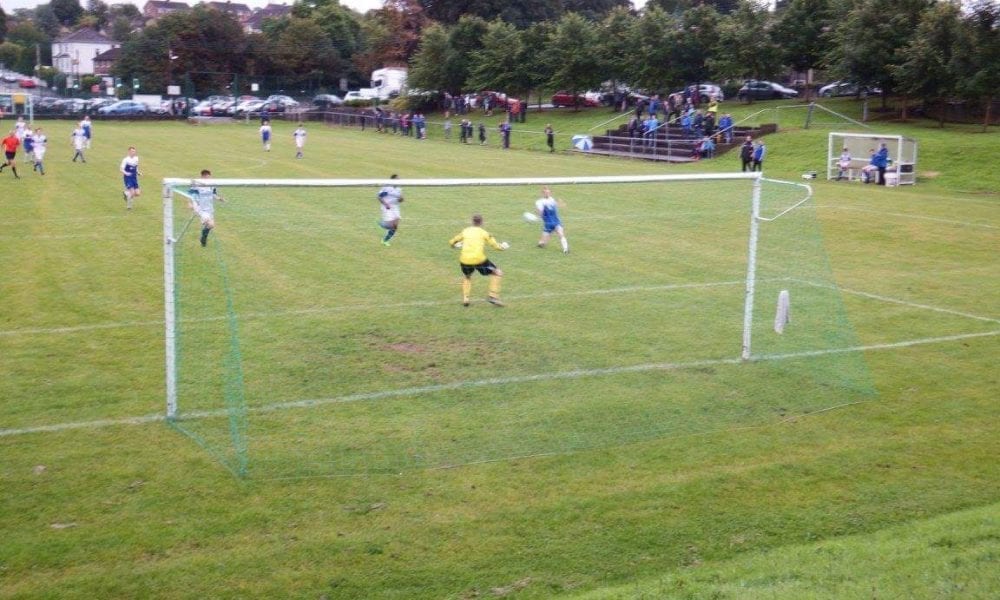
[816, 204, 999, 230]
[2, 329, 996, 438]
[792, 279, 1000, 324]
[0, 280, 751, 337]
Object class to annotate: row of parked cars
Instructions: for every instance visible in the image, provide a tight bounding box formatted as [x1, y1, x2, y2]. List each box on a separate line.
[188, 94, 301, 116]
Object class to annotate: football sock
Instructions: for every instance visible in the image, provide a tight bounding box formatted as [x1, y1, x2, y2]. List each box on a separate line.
[383, 228, 396, 242]
[488, 275, 501, 297]
[200, 227, 210, 246]
[561, 237, 569, 252]
[462, 278, 471, 302]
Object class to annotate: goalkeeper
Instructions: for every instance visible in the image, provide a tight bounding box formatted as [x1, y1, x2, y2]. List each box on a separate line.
[449, 214, 507, 307]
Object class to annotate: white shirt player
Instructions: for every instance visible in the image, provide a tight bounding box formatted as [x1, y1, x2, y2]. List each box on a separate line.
[33, 132, 47, 160]
[293, 126, 306, 148]
[71, 127, 86, 150]
[189, 185, 219, 221]
[378, 184, 402, 223]
[14, 118, 27, 140]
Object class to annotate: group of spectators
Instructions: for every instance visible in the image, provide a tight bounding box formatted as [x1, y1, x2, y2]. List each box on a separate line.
[365, 108, 430, 139]
[624, 92, 737, 160]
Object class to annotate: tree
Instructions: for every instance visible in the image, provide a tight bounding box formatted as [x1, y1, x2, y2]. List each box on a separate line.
[772, 0, 834, 99]
[87, 0, 109, 31]
[953, 0, 1000, 131]
[894, 1, 962, 125]
[547, 12, 604, 110]
[597, 7, 639, 93]
[51, 0, 84, 26]
[629, 6, 678, 91]
[0, 7, 7, 44]
[7, 21, 52, 73]
[826, 0, 932, 107]
[273, 19, 345, 91]
[467, 20, 526, 96]
[408, 22, 455, 93]
[33, 5, 62, 39]
[0, 42, 22, 73]
[670, 3, 722, 89]
[709, 0, 781, 84]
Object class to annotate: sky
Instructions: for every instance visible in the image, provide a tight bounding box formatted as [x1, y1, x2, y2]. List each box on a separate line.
[2, 0, 650, 15]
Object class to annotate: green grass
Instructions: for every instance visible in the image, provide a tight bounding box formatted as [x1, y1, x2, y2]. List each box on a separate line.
[0, 110, 997, 598]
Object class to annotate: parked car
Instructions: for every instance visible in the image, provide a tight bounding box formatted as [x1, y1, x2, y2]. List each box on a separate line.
[736, 80, 798, 101]
[673, 83, 725, 103]
[551, 91, 600, 108]
[818, 81, 882, 98]
[233, 98, 266, 115]
[264, 94, 300, 111]
[55, 98, 88, 114]
[87, 98, 115, 111]
[342, 91, 374, 103]
[18, 79, 37, 88]
[312, 93, 344, 109]
[98, 100, 148, 116]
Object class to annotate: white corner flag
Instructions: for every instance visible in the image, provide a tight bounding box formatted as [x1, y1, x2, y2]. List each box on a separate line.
[774, 289, 791, 334]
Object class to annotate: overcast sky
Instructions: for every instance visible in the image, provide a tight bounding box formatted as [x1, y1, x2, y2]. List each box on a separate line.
[1, 1, 651, 14]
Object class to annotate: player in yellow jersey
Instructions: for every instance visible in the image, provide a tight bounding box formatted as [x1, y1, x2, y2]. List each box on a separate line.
[448, 214, 509, 307]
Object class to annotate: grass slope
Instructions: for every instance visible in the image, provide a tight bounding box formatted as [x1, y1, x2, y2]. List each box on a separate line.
[0, 110, 997, 598]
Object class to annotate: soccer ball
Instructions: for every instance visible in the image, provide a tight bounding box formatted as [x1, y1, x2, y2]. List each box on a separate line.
[500, 241, 510, 250]
[522, 211, 539, 223]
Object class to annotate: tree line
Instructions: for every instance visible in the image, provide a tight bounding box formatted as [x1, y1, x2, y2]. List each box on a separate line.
[0, 0, 997, 126]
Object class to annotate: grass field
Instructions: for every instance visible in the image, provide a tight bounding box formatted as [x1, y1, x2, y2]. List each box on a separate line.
[1, 104, 998, 598]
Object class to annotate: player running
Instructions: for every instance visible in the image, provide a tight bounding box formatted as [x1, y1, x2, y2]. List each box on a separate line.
[0, 129, 21, 178]
[260, 119, 272, 152]
[377, 174, 404, 246]
[31, 128, 46, 175]
[535, 186, 569, 253]
[120, 146, 140, 209]
[449, 214, 508, 307]
[293, 123, 306, 158]
[188, 169, 224, 247]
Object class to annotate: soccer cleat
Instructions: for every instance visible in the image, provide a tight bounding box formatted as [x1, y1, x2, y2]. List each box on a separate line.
[462, 300, 470, 307]
[381, 240, 391, 247]
[487, 296, 504, 307]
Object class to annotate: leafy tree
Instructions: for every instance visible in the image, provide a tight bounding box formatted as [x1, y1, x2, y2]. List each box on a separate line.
[109, 16, 135, 42]
[771, 0, 833, 99]
[598, 7, 639, 93]
[670, 3, 721, 90]
[408, 22, 455, 92]
[273, 19, 345, 89]
[87, 0, 109, 31]
[953, 0, 1000, 131]
[0, 7, 7, 44]
[518, 21, 555, 105]
[826, 0, 931, 106]
[0, 42, 23, 73]
[108, 2, 140, 21]
[709, 0, 780, 84]
[894, 1, 962, 125]
[467, 20, 526, 95]
[33, 5, 62, 39]
[629, 5, 678, 91]
[547, 12, 603, 110]
[7, 21, 53, 73]
[51, 0, 84, 26]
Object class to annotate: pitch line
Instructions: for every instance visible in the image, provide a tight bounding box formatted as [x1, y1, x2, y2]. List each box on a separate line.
[0, 280, 750, 338]
[2, 329, 997, 439]
[815, 204, 999, 230]
[792, 279, 1000, 324]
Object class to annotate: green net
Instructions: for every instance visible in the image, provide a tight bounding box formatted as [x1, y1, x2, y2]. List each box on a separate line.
[166, 178, 875, 479]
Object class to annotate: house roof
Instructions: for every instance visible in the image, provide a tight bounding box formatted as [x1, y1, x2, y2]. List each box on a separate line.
[245, 3, 291, 29]
[206, 1, 252, 13]
[144, 1, 190, 9]
[54, 29, 113, 45]
[94, 47, 123, 61]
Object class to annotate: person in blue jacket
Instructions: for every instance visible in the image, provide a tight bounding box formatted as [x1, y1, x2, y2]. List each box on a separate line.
[872, 142, 890, 185]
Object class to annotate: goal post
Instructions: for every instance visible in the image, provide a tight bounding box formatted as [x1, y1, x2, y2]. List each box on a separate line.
[161, 172, 870, 478]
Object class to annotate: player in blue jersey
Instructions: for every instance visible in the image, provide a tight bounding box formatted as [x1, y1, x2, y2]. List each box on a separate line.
[260, 120, 272, 151]
[80, 116, 93, 149]
[189, 169, 224, 247]
[377, 174, 404, 246]
[534, 186, 569, 253]
[120, 146, 140, 209]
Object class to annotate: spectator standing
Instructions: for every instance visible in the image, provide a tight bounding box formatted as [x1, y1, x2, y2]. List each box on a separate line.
[545, 124, 554, 152]
[752, 140, 767, 171]
[873, 142, 890, 185]
[718, 113, 734, 144]
[740, 136, 754, 172]
[444, 116, 453, 140]
[499, 120, 511, 149]
[478, 122, 487, 145]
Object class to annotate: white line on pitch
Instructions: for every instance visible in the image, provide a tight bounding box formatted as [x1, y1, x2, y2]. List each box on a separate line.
[792, 279, 1000, 324]
[0, 280, 751, 337]
[2, 329, 996, 439]
[815, 204, 999, 230]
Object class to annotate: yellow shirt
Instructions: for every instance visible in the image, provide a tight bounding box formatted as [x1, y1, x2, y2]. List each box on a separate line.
[449, 226, 502, 265]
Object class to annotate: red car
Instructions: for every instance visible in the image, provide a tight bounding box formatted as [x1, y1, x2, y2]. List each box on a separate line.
[19, 79, 37, 88]
[551, 91, 599, 108]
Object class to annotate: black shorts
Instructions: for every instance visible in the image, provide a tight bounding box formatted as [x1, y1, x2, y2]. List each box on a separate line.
[4, 151, 15, 161]
[461, 260, 498, 277]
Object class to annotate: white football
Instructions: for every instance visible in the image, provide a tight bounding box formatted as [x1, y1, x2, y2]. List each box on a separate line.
[500, 241, 510, 250]
[522, 211, 539, 223]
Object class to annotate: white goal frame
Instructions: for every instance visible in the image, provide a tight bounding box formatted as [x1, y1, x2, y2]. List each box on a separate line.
[161, 172, 806, 419]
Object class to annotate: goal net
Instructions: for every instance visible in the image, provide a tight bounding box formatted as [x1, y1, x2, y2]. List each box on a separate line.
[162, 174, 874, 479]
